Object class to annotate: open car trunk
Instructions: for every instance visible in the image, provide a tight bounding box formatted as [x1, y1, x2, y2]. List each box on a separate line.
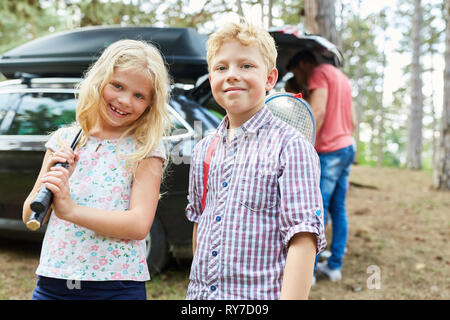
[269, 26, 344, 82]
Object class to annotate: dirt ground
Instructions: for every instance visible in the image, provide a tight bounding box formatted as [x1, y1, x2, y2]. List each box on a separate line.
[309, 165, 449, 299]
[0, 165, 448, 300]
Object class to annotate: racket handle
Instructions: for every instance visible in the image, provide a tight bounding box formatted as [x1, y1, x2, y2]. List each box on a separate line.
[28, 162, 68, 231]
[26, 210, 46, 231]
[29, 185, 54, 216]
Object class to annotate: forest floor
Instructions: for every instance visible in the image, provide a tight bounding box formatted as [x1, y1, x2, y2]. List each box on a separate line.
[309, 165, 449, 299]
[0, 165, 448, 300]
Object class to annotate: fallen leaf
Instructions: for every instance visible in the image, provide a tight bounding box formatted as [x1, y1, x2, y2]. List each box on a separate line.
[415, 263, 425, 270]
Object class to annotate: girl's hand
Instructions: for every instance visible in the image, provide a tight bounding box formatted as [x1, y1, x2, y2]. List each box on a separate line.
[46, 147, 79, 177]
[41, 149, 79, 221]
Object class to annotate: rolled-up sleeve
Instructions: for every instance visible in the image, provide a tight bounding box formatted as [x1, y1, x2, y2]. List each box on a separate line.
[185, 140, 205, 223]
[278, 136, 326, 254]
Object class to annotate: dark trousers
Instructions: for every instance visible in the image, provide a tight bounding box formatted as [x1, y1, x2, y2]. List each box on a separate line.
[31, 276, 147, 300]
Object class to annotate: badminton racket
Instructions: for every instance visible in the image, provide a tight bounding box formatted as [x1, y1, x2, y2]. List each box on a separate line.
[265, 92, 315, 144]
[27, 128, 83, 231]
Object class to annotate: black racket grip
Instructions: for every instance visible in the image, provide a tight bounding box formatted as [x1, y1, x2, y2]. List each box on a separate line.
[30, 185, 54, 215]
[26, 210, 47, 231]
[27, 162, 68, 230]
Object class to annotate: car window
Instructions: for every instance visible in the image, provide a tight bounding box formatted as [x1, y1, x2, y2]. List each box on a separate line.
[0, 93, 15, 122]
[169, 112, 191, 133]
[7, 92, 76, 135]
[167, 106, 193, 139]
[169, 116, 184, 133]
[2, 89, 199, 139]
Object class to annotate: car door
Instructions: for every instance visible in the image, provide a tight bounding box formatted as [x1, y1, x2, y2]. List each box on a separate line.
[156, 97, 222, 257]
[0, 88, 77, 225]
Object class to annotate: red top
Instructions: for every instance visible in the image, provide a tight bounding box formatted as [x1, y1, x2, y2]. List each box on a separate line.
[308, 63, 354, 153]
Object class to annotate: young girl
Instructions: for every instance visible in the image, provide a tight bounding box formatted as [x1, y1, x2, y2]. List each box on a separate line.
[22, 39, 171, 300]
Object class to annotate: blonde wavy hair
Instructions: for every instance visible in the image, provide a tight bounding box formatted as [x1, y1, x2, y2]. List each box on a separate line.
[206, 19, 278, 73]
[75, 39, 171, 174]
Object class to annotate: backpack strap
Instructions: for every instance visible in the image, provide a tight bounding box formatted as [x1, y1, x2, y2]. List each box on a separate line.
[202, 136, 219, 212]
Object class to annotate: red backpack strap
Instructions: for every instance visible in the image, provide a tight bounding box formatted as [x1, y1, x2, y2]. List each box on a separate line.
[202, 136, 219, 212]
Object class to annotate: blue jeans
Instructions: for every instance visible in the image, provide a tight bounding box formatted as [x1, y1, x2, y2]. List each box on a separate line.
[315, 144, 355, 271]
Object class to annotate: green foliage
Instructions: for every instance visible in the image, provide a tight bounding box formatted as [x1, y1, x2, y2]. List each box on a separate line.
[392, 0, 445, 169]
[0, 0, 446, 171]
[331, 0, 444, 169]
[338, 10, 390, 165]
[74, 0, 157, 27]
[0, 0, 161, 55]
[0, 0, 62, 53]
[273, 0, 305, 26]
[159, 0, 233, 29]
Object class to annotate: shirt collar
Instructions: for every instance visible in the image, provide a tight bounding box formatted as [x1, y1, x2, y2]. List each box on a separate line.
[215, 105, 274, 139]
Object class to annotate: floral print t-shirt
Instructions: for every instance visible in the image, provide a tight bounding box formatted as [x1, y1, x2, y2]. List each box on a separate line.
[35, 127, 166, 281]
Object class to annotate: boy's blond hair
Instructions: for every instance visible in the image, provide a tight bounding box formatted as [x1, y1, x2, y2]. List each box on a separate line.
[75, 39, 171, 174]
[206, 20, 277, 73]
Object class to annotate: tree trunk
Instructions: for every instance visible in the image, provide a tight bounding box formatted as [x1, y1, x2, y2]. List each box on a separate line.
[430, 53, 438, 176]
[236, 0, 244, 17]
[304, 0, 319, 34]
[377, 10, 388, 168]
[377, 84, 385, 167]
[336, 0, 344, 51]
[354, 0, 362, 164]
[268, 0, 273, 27]
[433, 0, 450, 190]
[406, 0, 423, 170]
[304, 0, 337, 44]
[258, 0, 264, 25]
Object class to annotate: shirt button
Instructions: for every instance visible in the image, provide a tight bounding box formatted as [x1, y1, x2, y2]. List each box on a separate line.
[212, 250, 217, 256]
[210, 285, 216, 291]
[222, 181, 228, 187]
[216, 216, 221, 222]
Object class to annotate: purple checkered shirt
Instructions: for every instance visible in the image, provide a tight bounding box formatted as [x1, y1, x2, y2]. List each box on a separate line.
[185, 106, 326, 300]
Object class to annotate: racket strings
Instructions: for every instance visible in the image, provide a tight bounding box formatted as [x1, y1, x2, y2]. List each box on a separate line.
[265, 94, 315, 143]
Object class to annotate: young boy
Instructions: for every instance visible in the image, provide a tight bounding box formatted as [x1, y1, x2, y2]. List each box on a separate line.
[185, 20, 326, 300]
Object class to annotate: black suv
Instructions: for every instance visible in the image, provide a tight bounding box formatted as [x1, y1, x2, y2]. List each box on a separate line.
[0, 27, 222, 274]
[0, 25, 342, 274]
